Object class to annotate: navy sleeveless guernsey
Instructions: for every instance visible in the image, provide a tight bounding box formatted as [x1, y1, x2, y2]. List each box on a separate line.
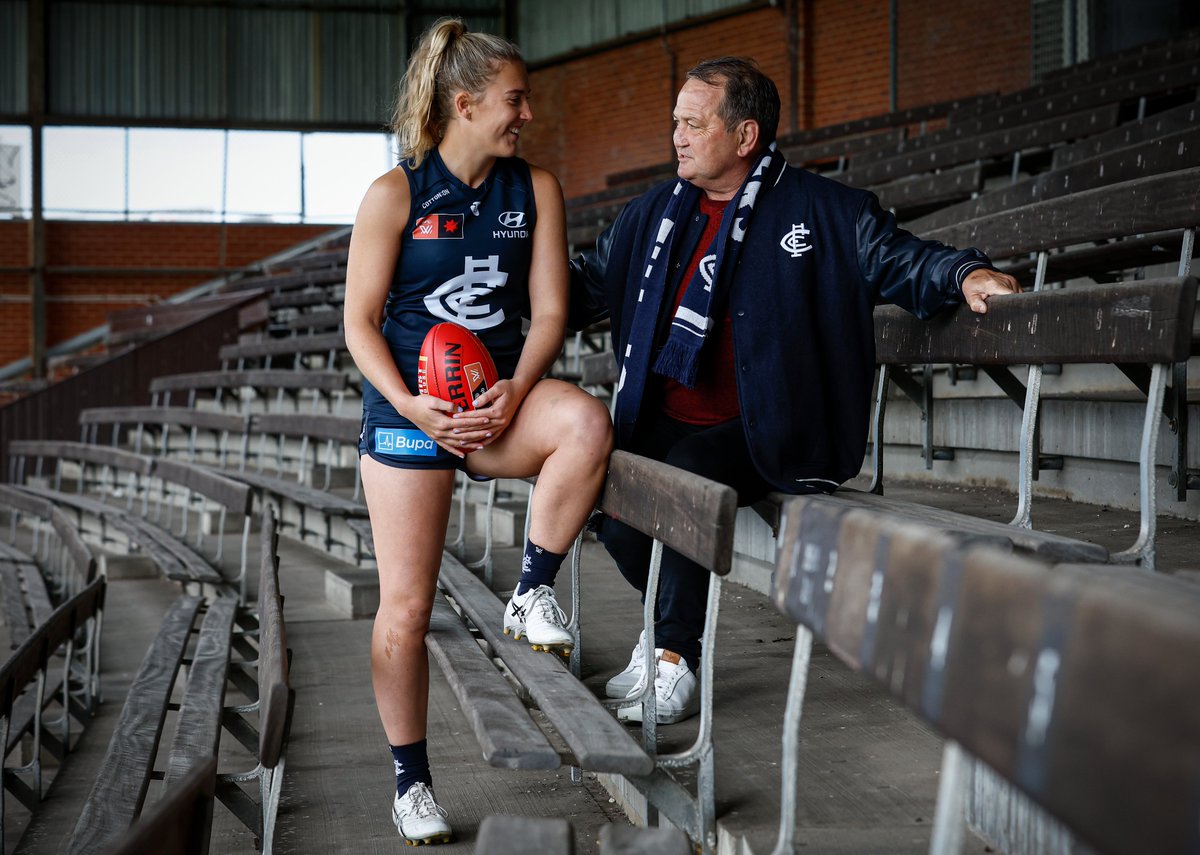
[360, 149, 538, 469]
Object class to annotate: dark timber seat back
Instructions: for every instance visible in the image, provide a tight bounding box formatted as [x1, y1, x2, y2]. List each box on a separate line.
[595, 450, 738, 852]
[79, 406, 250, 465]
[770, 495, 1200, 855]
[214, 508, 292, 854]
[218, 331, 345, 370]
[250, 412, 361, 495]
[869, 166, 1200, 569]
[106, 756, 216, 855]
[0, 576, 106, 852]
[148, 368, 348, 412]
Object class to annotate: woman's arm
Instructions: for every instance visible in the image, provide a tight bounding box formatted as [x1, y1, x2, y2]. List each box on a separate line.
[465, 165, 568, 439]
[344, 169, 486, 457]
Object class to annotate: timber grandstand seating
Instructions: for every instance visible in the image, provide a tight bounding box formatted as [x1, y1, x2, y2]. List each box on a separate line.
[0, 29, 1197, 854]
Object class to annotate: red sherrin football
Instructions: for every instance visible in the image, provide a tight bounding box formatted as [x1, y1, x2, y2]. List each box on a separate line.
[417, 322, 499, 412]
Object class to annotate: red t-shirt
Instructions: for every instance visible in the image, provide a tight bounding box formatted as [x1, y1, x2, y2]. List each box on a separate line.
[660, 195, 741, 425]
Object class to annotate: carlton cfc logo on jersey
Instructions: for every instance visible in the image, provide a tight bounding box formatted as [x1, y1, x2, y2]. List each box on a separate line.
[412, 214, 465, 240]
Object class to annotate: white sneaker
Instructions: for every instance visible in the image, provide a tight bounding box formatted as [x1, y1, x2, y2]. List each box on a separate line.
[392, 781, 451, 845]
[503, 585, 573, 655]
[605, 630, 647, 698]
[617, 649, 700, 725]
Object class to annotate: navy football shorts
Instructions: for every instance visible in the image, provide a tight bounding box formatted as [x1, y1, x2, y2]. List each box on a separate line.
[359, 408, 491, 480]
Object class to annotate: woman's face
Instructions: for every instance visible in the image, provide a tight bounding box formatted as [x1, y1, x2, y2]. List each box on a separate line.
[464, 61, 533, 157]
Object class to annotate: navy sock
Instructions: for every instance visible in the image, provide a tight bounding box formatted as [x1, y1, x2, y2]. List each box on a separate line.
[390, 739, 432, 797]
[516, 541, 567, 595]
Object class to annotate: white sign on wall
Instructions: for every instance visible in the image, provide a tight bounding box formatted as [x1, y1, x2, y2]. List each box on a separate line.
[0, 144, 21, 213]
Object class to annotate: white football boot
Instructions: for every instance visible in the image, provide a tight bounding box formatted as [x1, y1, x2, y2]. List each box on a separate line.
[503, 585, 574, 656]
[392, 781, 451, 845]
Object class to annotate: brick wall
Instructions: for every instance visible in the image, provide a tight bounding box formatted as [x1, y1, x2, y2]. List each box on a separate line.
[2, 4, 1035, 370]
[0, 221, 334, 368]
[521, 6, 793, 199]
[523, 1, 1032, 199]
[897, 0, 1032, 109]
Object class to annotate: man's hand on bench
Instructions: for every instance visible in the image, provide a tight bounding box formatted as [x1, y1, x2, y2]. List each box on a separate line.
[962, 267, 1022, 313]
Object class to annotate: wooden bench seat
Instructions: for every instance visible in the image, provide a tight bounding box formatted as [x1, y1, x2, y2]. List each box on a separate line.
[106, 756, 216, 855]
[68, 595, 205, 855]
[770, 495, 1200, 855]
[219, 331, 345, 371]
[8, 441, 252, 594]
[147, 368, 349, 412]
[0, 576, 106, 850]
[436, 548, 653, 776]
[426, 593, 561, 770]
[211, 508, 293, 853]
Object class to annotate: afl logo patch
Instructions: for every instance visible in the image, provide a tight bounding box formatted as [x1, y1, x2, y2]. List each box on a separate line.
[498, 211, 527, 229]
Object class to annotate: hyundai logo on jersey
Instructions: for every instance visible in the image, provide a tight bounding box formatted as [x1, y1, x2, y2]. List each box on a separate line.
[374, 428, 438, 456]
[498, 211, 526, 228]
[412, 214, 465, 240]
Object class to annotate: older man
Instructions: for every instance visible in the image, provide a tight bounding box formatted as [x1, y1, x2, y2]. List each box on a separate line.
[570, 57, 1020, 724]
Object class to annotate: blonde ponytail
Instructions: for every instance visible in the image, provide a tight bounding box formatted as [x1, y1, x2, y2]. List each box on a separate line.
[391, 17, 523, 168]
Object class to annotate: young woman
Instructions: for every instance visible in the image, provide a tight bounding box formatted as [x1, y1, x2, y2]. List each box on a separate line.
[343, 17, 612, 845]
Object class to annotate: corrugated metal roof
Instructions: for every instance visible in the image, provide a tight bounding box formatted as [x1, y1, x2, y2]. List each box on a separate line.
[42, 1, 415, 126]
[518, 0, 743, 63]
[0, 0, 29, 114]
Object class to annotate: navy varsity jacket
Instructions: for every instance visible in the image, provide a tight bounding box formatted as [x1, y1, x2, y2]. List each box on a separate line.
[568, 163, 993, 494]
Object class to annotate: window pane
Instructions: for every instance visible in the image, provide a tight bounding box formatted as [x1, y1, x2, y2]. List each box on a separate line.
[225, 130, 302, 223]
[303, 132, 393, 223]
[0, 125, 32, 219]
[44, 126, 126, 217]
[128, 128, 224, 220]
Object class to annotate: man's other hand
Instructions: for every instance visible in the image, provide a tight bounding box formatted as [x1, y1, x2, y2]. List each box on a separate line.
[962, 268, 1022, 314]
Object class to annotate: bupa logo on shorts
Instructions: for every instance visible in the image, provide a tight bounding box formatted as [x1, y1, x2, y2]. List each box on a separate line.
[374, 428, 438, 457]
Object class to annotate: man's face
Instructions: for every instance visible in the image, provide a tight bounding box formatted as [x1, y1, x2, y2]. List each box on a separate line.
[672, 78, 747, 197]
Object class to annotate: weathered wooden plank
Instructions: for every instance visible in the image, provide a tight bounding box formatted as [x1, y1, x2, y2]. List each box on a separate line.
[107, 756, 216, 855]
[910, 125, 1200, 232]
[154, 458, 253, 515]
[822, 490, 1109, 564]
[774, 496, 1200, 855]
[599, 450, 738, 575]
[781, 127, 904, 166]
[875, 278, 1197, 366]
[1051, 99, 1200, 168]
[845, 103, 1121, 187]
[282, 308, 343, 333]
[1, 564, 31, 647]
[257, 508, 291, 769]
[218, 331, 345, 362]
[69, 594, 203, 855]
[869, 162, 982, 214]
[79, 405, 249, 436]
[164, 597, 237, 788]
[252, 412, 361, 443]
[426, 594, 561, 770]
[474, 815, 574, 854]
[8, 439, 155, 477]
[437, 552, 654, 776]
[924, 167, 1200, 261]
[0, 484, 55, 518]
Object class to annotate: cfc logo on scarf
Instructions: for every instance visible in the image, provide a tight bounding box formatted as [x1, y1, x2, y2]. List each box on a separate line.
[780, 223, 813, 258]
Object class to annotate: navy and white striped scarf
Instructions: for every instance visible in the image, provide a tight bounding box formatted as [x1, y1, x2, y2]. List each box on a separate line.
[615, 143, 784, 442]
